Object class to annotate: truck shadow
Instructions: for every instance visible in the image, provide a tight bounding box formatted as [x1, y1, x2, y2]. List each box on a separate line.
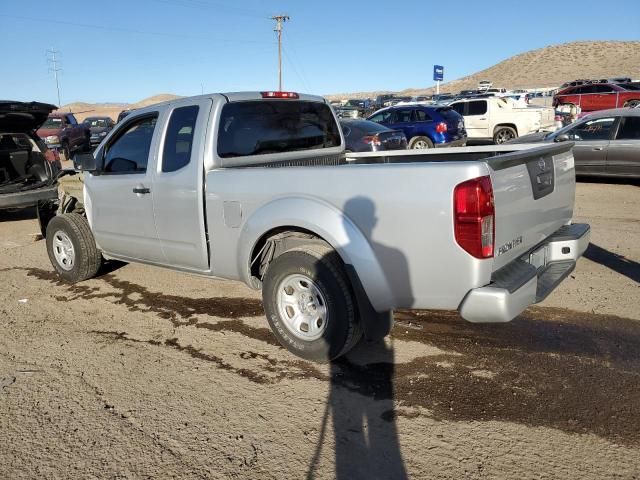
[0, 207, 37, 222]
[583, 242, 640, 284]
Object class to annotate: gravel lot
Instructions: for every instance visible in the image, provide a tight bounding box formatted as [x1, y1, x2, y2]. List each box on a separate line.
[0, 180, 639, 479]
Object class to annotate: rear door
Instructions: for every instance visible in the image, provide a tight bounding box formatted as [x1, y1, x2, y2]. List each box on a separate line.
[591, 84, 617, 111]
[565, 116, 617, 175]
[151, 99, 211, 271]
[85, 112, 165, 262]
[387, 108, 416, 139]
[607, 115, 640, 177]
[463, 100, 490, 139]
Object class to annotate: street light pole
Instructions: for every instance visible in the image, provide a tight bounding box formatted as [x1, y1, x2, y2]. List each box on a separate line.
[271, 15, 290, 91]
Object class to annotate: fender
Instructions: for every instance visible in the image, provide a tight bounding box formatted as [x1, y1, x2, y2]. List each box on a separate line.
[236, 196, 394, 313]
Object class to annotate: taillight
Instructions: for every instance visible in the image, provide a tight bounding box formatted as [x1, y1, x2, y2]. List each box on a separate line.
[362, 135, 381, 146]
[454, 176, 495, 258]
[435, 122, 448, 133]
[261, 91, 299, 99]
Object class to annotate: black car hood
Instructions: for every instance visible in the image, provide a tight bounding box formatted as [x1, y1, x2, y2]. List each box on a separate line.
[0, 101, 57, 132]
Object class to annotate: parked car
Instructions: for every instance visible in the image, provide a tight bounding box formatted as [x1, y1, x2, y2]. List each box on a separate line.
[0, 101, 61, 210]
[507, 108, 640, 178]
[336, 99, 372, 119]
[37, 112, 90, 160]
[553, 83, 640, 112]
[367, 105, 466, 149]
[383, 96, 412, 107]
[374, 94, 395, 110]
[448, 97, 555, 144]
[82, 116, 115, 147]
[39, 91, 588, 363]
[117, 109, 134, 123]
[340, 119, 407, 152]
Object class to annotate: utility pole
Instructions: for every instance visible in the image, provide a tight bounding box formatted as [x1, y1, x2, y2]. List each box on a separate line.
[271, 15, 289, 91]
[47, 49, 62, 107]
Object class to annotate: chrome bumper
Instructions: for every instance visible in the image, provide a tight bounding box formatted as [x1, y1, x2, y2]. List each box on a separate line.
[459, 223, 590, 323]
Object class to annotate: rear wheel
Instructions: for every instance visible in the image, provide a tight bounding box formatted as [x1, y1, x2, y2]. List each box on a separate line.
[262, 243, 362, 362]
[493, 126, 517, 144]
[409, 136, 433, 149]
[624, 99, 640, 108]
[46, 213, 102, 283]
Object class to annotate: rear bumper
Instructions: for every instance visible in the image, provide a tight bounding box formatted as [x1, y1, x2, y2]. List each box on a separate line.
[459, 223, 590, 323]
[0, 185, 59, 209]
[435, 138, 467, 148]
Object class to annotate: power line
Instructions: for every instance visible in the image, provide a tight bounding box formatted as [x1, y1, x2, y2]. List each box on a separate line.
[283, 47, 310, 93]
[272, 15, 290, 91]
[47, 49, 62, 106]
[0, 14, 267, 44]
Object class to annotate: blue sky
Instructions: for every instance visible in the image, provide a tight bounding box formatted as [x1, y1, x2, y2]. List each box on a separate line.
[2, 0, 639, 105]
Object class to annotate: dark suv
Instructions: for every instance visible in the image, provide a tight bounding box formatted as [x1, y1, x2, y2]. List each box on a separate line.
[367, 105, 467, 149]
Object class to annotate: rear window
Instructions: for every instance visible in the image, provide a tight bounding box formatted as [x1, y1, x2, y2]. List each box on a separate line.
[217, 100, 340, 158]
[436, 107, 460, 122]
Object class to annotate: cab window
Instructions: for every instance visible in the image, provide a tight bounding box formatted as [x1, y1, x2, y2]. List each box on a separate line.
[103, 114, 158, 173]
[467, 101, 487, 116]
[162, 105, 199, 172]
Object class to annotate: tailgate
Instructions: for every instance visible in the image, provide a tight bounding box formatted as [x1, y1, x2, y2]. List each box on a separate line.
[488, 142, 576, 271]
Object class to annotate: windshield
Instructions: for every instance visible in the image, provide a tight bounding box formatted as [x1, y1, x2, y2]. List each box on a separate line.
[345, 100, 364, 107]
[84, 118, 109, 127]
[42, 117, 63, 128]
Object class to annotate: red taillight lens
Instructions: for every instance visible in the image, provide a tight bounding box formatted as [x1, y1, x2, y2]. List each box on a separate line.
[454, 176, 495, 258]
[435, 122, 448, 133]
[362, 135, 381, 146]
[261, 91, 299, 99]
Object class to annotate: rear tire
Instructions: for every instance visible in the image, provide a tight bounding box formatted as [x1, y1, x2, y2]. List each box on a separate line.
[409, 136, 433, 149]
[624, 99, 640, 108]
[262, 243, 362, 362]
[493, 126, 517, 144]
[46, 213, 102, 283]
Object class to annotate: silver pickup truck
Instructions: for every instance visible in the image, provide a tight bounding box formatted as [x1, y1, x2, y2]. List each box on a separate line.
[42, 91, 590, 362]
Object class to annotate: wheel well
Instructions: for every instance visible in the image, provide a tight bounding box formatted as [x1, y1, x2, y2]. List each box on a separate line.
[623, 99, 640, 106]
[494, 123, 518, 135]
[249, 227, 331, 283]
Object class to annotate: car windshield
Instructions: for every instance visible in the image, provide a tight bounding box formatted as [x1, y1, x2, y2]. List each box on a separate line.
[345, 100, 364, 107]
[85, 119, 109, 127]
[42, 117, 62, 128]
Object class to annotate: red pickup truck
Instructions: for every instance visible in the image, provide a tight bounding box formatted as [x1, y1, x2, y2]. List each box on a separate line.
[37, 112, 90, 160]
[554, 82, 640, 112]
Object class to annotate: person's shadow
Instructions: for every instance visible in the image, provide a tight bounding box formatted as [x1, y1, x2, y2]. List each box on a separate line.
[307, 197, 411, 480]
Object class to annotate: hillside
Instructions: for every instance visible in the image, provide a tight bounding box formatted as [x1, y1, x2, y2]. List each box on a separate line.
[59, 94, 183, 122]
[327, 40, 640, 100]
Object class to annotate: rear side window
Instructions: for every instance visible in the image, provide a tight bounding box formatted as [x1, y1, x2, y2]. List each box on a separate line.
[616, 116, 640, 140]
[393, 109, 414, 123]
[415, 110, 432, 122]
[437, 108, 460, 122]
[467, 101, 487, 116]
[162, 105, 199, 172]
[217, 100, 340, 158]
[103, 115, 157, 173]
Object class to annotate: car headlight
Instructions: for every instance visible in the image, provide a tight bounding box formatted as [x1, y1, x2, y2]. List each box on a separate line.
[45, 135, 60, 144]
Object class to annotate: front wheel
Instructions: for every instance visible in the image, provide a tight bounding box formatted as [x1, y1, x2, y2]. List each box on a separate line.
[46, 213, 102, 283]
[262, 244, 362, 362]
[493, 126, 517, 144]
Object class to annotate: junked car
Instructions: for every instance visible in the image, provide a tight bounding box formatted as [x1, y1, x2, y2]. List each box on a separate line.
[39, 91, 589, 363]
[0, 101, 61, 210]
[37, 112, 90, 160]
[83, 116, 115, 147]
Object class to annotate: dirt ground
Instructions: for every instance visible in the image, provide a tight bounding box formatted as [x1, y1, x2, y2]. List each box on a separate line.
[1, 180, 639, 479]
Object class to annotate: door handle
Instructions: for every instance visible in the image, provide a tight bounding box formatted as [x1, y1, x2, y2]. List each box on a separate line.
[478, 117, 487, 120]
[592, 147, 604, 151]
[133, 186, 151, 194]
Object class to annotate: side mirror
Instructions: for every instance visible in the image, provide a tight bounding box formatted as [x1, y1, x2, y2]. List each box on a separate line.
[73, 152, 97, 172]
[555, 134, 570, 143]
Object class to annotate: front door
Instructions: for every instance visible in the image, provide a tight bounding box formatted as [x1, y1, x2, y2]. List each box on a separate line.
[85, 113, 165, 262]
[463, 100, 490, 139]
[151, 99, 211, 272]
[565, 116, 617, 175]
